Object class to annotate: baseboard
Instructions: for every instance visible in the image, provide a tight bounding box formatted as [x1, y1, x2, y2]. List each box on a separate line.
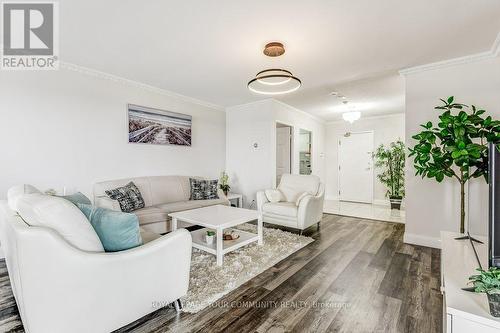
[373, 199, 389, 206]
[403, 232, 441, 249]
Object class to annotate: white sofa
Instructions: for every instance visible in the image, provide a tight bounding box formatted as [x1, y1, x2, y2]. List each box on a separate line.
[0, 190, 192, 333]
[94, 176, 230, 233]
[256, 174, 325, 233]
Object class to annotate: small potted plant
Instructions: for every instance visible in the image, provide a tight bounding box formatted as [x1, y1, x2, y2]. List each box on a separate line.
[205, 230, 215, 245]
[469, 267, 500, 317]
[219, 171, 230, 196]
[374, 140, 405, 210]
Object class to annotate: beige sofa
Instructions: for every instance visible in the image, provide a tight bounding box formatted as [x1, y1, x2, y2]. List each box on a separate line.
[94, 176, 229, 233]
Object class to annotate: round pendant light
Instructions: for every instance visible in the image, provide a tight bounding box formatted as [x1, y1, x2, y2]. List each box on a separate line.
[247, 42, 302, 95]
[248, 69, 301, 95]
[342, 111, 361, 123]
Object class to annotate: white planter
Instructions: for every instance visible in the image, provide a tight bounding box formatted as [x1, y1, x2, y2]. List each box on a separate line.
[205, 234, 215, 245]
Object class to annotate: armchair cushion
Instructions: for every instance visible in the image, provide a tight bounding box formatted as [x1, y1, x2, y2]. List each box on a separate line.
[7, 184, 42, 211]
[265, 189, 282, 203]
[262, 202, 298, 217]
[278, 174, 320, 203]
[16, 193, 104, 252]
[61, 192, 91, 206]
[77, 204, 143, 252]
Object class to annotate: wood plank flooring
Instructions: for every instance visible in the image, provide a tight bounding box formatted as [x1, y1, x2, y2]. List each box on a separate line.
[0, 214, 442, 333]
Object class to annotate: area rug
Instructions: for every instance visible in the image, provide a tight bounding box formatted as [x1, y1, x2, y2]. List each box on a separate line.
[181, 223, 314, 313]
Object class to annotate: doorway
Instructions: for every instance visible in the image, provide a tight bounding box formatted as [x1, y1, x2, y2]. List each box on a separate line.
[276, 123, 292, 185]
[338, 131, 374, 203]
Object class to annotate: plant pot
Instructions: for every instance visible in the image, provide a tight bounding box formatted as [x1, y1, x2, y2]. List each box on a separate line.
[223, 190, 229, 196]
[488, 293, 500, 317]
[389, 196, 403, 210]
[205, 234, 215, 245]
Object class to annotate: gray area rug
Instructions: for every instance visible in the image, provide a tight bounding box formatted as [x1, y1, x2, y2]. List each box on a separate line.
[182, 223, 314, 313]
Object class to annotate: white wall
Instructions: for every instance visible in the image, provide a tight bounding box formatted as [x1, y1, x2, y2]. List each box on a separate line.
[0, 66, 226, 200]
[325, 114, 405, 204]
[226, 99, 326, 208]
[404, 55, 500, 248]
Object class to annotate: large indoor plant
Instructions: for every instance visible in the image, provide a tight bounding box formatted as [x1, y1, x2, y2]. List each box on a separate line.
[409, 96, 500, 234]
[469, 267, 500, 317]
[374, 140, 405, 209]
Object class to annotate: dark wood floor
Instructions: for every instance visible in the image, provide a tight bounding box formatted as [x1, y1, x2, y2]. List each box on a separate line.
[0, 214, 442, 333]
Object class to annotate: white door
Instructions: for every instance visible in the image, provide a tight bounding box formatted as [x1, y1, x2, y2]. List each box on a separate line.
[339, 132, 374, 203]
[276, 127, 292, 184]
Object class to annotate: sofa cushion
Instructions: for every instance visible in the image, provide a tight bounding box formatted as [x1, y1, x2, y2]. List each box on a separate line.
[278, 174, 320, 203]
[7, 184, 42, 211]
[155, 201, 203, 213]
[262, 202, 298, 217]
[148, 176, 189, 205]
[105, 182, 145, 213]
[77, 204, 142, 252]
[133, 206, 169, 225]
[16, 194, 104, 252]
[94, 177, 153, 206]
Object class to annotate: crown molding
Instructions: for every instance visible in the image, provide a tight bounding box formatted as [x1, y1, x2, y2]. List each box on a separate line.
[59, 62, 224, 111]
[399, 31, 500, 76]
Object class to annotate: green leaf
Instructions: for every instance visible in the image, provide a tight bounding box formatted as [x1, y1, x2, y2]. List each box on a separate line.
[447, 96, 454, 104]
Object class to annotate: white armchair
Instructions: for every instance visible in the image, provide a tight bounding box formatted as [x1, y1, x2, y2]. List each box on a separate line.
[256, 174, 325, 233]
[0, 201, 192, 333]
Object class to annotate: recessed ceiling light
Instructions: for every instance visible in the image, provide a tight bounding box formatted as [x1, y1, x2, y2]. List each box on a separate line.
[343, 111, 361, 123]
[329, 91, 338, 96]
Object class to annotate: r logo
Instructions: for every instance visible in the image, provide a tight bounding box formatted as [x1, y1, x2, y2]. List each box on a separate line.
[3, 3, 54, 56]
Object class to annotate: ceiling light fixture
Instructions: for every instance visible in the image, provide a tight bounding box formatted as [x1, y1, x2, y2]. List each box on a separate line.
[247, 42, 301, 95]
[342, 111, 361, 123]
[341, 100, 361, 123]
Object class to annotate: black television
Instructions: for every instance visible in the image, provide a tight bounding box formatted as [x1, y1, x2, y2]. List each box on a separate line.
[489, 142, 500, 268]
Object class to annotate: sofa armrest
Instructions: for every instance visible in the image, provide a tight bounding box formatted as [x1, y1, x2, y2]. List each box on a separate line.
[297, 184, 325, 230]
[94, 196, 121, 211]
[256, 191, 269, 212]
[217, 189, 230, 205]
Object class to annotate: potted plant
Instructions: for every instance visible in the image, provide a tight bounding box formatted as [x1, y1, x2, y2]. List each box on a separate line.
[219, 171, 230, 196]
[205, 230, 215, 245]
[374, 140, 405, 210]
[409, 96, 500, 234]
[469, 267, 500, 317]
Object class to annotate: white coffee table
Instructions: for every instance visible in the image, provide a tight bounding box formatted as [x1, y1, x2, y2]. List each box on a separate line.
[169, 205, 263, 266]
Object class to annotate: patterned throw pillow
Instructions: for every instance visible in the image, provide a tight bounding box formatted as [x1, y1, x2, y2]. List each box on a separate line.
[105, 182, 145, 213]
[190, 178, 219, 200]
[204, 180, 219, 200]
[190, 178, 205, 200]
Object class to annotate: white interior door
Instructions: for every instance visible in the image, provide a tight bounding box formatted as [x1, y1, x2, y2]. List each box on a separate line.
[339, 132, 374, 203]
[276, 126, 292, 184]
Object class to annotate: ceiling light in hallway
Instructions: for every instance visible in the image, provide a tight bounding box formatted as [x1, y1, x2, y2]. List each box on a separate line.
[247, 42, 301, 95]
[342, 111, 361, 123]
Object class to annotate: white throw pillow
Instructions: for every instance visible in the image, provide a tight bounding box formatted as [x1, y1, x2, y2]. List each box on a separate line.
[16, 193, 104, 252]
[7, 184, 42, 211]
[265, 189, 282, 203]
[295, 192, 310, 206]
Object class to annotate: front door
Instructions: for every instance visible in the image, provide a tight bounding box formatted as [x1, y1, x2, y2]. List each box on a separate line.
[338, 131, 374, 203]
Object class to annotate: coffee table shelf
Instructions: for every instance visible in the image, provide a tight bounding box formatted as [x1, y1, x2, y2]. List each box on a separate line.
[190, 228, 258, 255]
[169, 205, 263, 266]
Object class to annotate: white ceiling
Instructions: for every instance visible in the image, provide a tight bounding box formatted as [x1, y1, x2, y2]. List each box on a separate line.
[62, 1, 500, 120]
